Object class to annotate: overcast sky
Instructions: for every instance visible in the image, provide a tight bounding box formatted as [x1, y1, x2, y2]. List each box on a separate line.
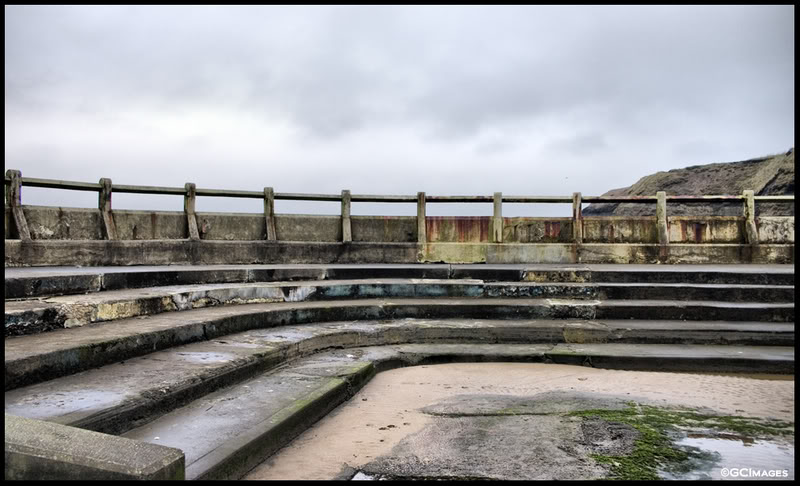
[4, 5, 795, 217]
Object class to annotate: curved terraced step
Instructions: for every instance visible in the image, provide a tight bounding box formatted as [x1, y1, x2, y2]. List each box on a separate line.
[5, 264, 794, 480]
[5, 316, 794, 434]
[5, 264, 794, 299]
[6, 340, 794, 480]
[7, 279, 794, 336]
[6, 297, 795, 390]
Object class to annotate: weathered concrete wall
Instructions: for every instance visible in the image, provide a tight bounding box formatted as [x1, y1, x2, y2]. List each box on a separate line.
[10, 207, 420, 243]
[114, 211, 187, 240]
[353, 216, 416, 243]
[22, 207, 104, 240]
[4, 205, 794, 265]
[4, 207, 11, 239]
[426, 217, 490, 243]
[582, 217, 658, 244]
[504, 218, 573, 243]
[667, 217, 743, 244]
[5, 240, 794, 267]
[275, 215, 341, 242]
[9, 205, 794, 245]
[425, 217, 574, 243]
[197, 212, 266, 241]
[758, 217, 795, 244]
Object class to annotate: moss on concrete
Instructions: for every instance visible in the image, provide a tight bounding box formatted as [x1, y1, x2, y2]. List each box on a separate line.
[570, 403, 794, 480]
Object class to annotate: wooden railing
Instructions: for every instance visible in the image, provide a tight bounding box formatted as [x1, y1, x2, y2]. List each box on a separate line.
[4, 169, 793, 244]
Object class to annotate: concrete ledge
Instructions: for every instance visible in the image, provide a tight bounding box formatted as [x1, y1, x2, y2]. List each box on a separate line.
[4, 413, 184, 480]
[5, 239, 794, 267]
[6, 280, 794, 336]
[7, 263, 794, 299]
[4, 240, 421, 267]
[188, 362, 375, 480]
[577, 243, 795, 264]
[5, 264, 457, 299]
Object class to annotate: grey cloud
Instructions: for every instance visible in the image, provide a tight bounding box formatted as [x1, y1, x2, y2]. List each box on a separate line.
[4, 5, 794, 214]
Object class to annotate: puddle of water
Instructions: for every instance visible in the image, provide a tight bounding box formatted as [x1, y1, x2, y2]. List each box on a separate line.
[351, 471, 376, 480]
[174, 352, 235, 363]
[661, 432, 794, 480]
[351, 471, 390, 480]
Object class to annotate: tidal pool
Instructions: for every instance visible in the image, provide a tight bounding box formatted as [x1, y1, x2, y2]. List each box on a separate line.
[662, 432, 794, 480]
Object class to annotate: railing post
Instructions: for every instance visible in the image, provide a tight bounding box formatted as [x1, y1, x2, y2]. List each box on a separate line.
[417, 192, 427, 243]
[6, 170, 31, 240]
[341, 190, 352, 242]
[656, 191, 669, 246]
[264, 187, 277, 241]
[184, 183, 200, 240]
[572, 192, 583, 244]
[743, 190, 759, 245]
[492, 192, 503, 243]
[98, 178, 117, 240]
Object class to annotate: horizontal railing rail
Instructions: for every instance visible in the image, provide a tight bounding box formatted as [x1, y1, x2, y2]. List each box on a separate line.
[4, 174, 794, 204]
[4, 169, 793, 245]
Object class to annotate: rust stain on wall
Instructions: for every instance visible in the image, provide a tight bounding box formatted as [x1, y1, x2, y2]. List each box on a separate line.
[694, 222, 705, 242]
[544, 221, 562, 239]
[426, 217, 490, 242]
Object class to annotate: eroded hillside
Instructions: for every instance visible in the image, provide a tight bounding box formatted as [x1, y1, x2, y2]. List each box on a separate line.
[583, 149, 794, 216]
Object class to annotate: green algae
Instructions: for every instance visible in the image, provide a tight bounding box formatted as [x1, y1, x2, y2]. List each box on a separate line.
[569, 403, 794, 480]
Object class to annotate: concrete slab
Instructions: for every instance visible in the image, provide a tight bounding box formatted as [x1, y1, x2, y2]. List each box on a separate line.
[5, 413, 184, 480]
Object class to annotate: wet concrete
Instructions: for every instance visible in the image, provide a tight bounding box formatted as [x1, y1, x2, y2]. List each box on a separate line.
[355, 413, 611, 480]
[6, 312, 795, 393]
[121, 363, 371, 480]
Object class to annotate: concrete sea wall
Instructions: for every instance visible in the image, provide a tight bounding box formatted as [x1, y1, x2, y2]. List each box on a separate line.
[4, 205, 794, 266]
[3, 170, 793, 265]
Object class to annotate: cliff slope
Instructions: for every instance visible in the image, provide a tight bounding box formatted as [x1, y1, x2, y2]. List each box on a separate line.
[583, 149, 794, 217]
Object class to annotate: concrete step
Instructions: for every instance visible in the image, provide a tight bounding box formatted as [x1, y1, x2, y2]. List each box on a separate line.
[5, 264, 794, 299]
[113, 343, 790, 479]
[6, 298, 795, 390]
[5, 317, 794, 434]
[7, 279, 793, 336]
[6, 331, 793, 479]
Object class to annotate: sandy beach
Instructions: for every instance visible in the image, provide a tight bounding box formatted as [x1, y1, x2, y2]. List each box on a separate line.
[245, 362, 794, 480]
